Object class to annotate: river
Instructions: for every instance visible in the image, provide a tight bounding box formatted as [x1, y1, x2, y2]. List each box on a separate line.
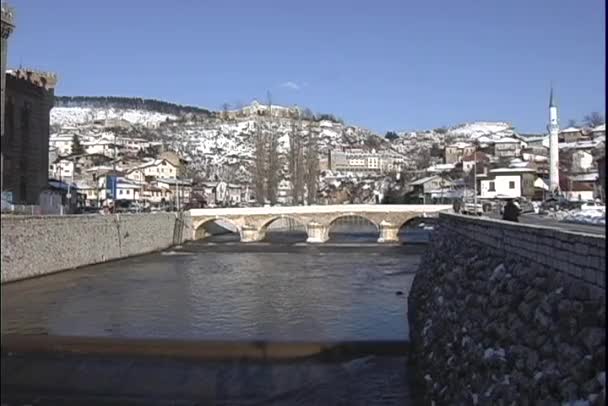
[1, 227, 430, 404]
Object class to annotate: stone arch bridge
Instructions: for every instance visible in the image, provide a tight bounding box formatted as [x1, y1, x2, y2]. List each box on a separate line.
[190, 205, 451, 243]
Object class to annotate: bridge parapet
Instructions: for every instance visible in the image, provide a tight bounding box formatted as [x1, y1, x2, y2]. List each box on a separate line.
[189, 205, 451, 243]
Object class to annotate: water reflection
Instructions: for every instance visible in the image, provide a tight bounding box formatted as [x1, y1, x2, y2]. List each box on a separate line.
[2, 243, 422, 341]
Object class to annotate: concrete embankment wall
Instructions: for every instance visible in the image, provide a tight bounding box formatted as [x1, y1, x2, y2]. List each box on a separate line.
[1, 213, 193, 283]
[409, 212, 606, 404]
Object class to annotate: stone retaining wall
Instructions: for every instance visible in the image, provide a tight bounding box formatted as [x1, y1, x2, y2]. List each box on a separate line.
[1, 212, 193, 283]
[409, 212, 606, 405]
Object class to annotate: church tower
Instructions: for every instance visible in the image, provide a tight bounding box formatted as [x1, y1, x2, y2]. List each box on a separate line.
[547, 87, 560, 194]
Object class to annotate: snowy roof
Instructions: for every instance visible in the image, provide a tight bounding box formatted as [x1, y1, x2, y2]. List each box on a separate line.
[570, 173, 599, 182]
[131, 159, 176, 170]
[155, 178, 193, 186]
[560, 127, 581, 133]
[593, 124, 606, 132]
[509, 161, 533, 169]
[489, 167, 537, 174]
[462, 151, 489, 161]
[447, 142, 473, 149]
[559, 140, 600, 150]
[427, 163, 455, 172]
[493, 137, 520, 144]
[410, 175, 440, 186]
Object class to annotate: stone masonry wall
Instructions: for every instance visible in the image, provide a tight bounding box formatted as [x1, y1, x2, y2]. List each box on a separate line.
[409, 212, 606, 405]
[1, 212, 193, 283]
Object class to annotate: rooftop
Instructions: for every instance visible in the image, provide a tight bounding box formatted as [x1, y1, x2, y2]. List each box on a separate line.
[489, 167, 537, 174]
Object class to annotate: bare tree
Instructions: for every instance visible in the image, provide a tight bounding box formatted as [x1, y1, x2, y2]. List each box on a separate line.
[288, 114, 305, 205]
[566, 119, 577, 128]
[264, 91, 281, 205]
[221, 103, 231, 121]
[583, 112, 605, 128]
[254, 118, 267, 206]
[304, 123, 320, 205]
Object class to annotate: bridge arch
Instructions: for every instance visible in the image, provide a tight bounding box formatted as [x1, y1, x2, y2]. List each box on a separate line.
[396, 215, 437, 243]
[327, 214, 380, 242]
[258, 215, 308, 242]
[194, 217, 240, 240]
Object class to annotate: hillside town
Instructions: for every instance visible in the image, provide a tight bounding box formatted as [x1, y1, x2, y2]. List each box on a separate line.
[0, 3, 605, 224]
[1, 77, 606, 221]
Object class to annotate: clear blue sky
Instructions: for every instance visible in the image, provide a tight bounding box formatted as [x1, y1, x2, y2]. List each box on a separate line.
[6, 0, 605, 134]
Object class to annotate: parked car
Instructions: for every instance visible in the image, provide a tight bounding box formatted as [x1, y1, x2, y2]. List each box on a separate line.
[461, 202, 483, 215]
[581, 200, 606, 211]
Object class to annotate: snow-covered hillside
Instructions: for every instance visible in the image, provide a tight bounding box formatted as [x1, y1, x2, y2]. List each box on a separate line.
[50, 105, 381, 182]
[447, 121, 515, 140]
[51, 107, 176, 128]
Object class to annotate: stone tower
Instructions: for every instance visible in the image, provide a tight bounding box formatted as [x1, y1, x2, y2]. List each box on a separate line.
[1, 2, 15, 195]
[547, 86, 560, 194]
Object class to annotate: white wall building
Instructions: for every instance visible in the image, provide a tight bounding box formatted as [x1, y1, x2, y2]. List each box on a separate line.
[49, 135, 75, 156]
[478, 168, 537, 199]
[131, 159, 178, 180]
[49, 158, 76, 180]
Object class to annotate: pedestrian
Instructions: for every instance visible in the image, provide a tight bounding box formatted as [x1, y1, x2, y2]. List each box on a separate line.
[502, 199, 520, 222]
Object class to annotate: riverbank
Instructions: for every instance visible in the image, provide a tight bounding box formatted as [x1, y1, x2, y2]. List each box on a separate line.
[409, 212, 606, 404]
[1, 212, 193, 283]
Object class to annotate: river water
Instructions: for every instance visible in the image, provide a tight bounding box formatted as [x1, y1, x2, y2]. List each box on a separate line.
[1, 228, 430, 404]
[1, 231, 426, 341]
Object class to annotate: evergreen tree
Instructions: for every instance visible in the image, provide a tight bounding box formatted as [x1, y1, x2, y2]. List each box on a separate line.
[71, 134, 85, 155]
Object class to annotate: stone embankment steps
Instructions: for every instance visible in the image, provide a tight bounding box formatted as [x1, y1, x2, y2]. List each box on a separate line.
[1, 336, 417, 405]
[408, 212, 606, 405]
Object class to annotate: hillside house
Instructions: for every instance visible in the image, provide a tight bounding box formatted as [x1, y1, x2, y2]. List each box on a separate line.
[444, 142, 476, 164]
[597, 154, 605, 202]
[407, 175, 454, 203]
[478, 167, 536, 199]
[131, 159, 178, 180]
[493, 137, 523, 160]
[560, 174, 597, 202]
[592, 124, 605, 139]
[559, 127, 584, 143]
[462, 151, 490, 173]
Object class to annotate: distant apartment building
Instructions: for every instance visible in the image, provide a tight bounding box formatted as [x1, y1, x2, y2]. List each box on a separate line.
[328, 149, 405, 173]
[49, 134, 75, 155]
[129, 158, 178, 180]
[493, 137, 523, 160]
[444, 142, 476, 164]
[2, 69, 57, 204]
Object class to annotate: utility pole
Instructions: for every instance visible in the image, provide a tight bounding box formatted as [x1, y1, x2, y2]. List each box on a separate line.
[473, 151, 478, 212]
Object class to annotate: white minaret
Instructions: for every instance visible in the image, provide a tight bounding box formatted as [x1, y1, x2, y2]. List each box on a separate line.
[547, 87, 560, 194]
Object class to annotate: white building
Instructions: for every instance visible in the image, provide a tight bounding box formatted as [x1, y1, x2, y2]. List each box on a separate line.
[478, 167, 537, 199]
[49, 158, 76, 180]
[130, 159, 178, 180]
[329, 149, 405, 173]
[49, 135, 75, 156]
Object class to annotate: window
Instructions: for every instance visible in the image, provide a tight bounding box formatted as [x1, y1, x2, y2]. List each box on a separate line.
[119, 189, 123, 195]
[489, 181, 495, 192]
[509, 181, 515, 189]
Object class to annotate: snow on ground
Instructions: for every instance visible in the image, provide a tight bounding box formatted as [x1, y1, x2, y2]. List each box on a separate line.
[448, 122, 514, 139]
[549, 208, 606, 226]
[51, 107, 177, 127]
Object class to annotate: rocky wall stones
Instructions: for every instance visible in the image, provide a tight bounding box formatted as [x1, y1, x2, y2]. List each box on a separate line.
[409, 214, 606, 405]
